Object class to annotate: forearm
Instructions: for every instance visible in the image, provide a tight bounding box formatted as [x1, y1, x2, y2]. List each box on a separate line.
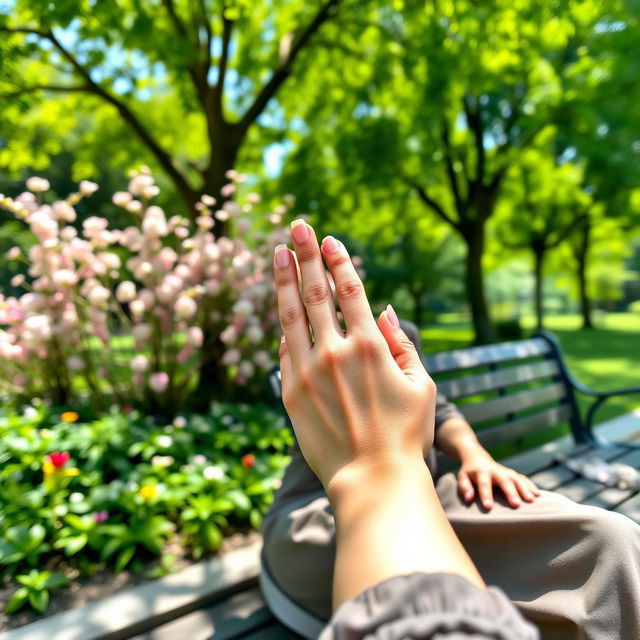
[328, 457, 485, 611]
[435, 416, 487, 461]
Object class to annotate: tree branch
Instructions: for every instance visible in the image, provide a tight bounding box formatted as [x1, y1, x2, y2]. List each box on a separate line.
[239, 0, 340, 131]
[440, 119, 465, 216]
[0, 84, 89, 99]
[215, 15, 233, 95]
[399, 173, 461, 231]
[463, 94, 485, 186]
[42, 29, 194, 202]
[161, 0, 188, 37]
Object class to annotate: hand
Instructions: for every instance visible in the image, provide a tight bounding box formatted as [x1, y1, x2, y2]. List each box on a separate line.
[457, 449, 541, 510]
[274, 221, 436, 496]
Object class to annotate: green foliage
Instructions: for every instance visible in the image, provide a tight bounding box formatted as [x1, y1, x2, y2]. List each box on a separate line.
[5, 570, 69, 614]
[0, 402, 292, 615]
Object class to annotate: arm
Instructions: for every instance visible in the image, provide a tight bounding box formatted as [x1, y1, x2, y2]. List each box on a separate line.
[274, 220, 484, 611]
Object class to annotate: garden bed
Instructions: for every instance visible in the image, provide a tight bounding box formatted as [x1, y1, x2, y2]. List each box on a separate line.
[0, 402, 290, 629]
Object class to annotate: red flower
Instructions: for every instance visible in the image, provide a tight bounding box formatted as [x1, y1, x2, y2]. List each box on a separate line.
[241, 454, 256, 469]
[122, 405, 133, 413]
[47, 452, 70, 468]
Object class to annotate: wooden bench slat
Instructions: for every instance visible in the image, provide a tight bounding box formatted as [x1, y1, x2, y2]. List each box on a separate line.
[528, 466, 576, 490]
[436, 360, 561, 400]
[239, 622, 303, 639]
[554, 478, 604, 502]
[423, 338, 551, 374]
[614, 492, 640, 520]
[128, 587, 273, 640]
[583, 487, 636, 510]
[477, 404, 573, 449]
[461, 383, 567, 424]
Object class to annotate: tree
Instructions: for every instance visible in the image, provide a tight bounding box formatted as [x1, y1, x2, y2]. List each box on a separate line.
[496, 148, 590, 329]
[0, 0, 350, 223]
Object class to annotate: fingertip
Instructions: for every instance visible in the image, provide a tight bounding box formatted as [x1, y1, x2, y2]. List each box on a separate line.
[483, 500, 493, 510]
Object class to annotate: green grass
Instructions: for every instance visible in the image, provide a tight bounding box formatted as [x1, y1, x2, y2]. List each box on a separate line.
[421, 312, 640, 458]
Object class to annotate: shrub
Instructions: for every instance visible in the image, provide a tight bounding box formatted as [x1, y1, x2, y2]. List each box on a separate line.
[0, 169, 291, 413]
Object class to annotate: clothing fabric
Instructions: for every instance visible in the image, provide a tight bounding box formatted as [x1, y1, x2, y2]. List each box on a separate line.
[262, 442, 640, 639]
[320, 572, 539, 640]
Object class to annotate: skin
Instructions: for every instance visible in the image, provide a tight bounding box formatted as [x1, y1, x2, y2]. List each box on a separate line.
[435, 417, 541, 510]
[273, 220, 484, 610]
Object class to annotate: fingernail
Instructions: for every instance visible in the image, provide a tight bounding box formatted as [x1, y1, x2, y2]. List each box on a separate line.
[386, 304, 400, 328]
[291, 220, 310, 243]
[483, 500, 493, 509]
[465, 491, 473, 501]
[274, 244, 290, 268]
[322, 236, 340, 253]
[512, 498, 521, 506]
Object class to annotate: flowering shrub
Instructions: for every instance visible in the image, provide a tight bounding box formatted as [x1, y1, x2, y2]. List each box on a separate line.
[0, 169, 291, 411]
[0, 402, 292, 614]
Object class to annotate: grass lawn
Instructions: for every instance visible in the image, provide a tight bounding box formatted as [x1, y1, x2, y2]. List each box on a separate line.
[421, 312, 640, 458]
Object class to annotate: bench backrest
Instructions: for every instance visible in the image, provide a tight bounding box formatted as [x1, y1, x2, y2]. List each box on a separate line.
[424, 334, 581, 451]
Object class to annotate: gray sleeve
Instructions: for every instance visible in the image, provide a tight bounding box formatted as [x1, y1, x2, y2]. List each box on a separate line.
[319, 572, 539, 640]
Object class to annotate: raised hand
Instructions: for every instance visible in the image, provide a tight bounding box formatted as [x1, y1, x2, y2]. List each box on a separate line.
[273, 220, 436, 496]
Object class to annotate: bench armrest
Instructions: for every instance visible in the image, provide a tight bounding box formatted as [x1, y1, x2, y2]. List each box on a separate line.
[535, 330, 640, 450]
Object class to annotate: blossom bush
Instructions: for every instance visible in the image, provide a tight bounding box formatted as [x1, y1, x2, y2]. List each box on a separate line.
[0, 169, 291, 412]
[0, 402, 292, 615]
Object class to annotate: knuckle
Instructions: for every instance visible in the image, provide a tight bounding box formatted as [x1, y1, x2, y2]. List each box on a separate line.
[329, 253, 351, 268]
[336, 279, 363, 301]
[296, 246, 317, 264]
[298, 365, 313, 390]
[303, 282, 331, 307]
[317, 345, 344, 369]
[279, 305, 303, 328]
[353, 333, 383, 359]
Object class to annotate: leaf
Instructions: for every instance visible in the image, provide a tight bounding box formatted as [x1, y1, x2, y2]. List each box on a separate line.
[249, 508, 263, 530]
[61, 534, 88, 556]
[5, 587, 28, 614]
[29, 523, 46, 547]
[204, 523, 222, 550]
[28, 588, 49, 613]
[43, 572, 69, 589]
[6, 525, 31, 550]
[114, 546, 135, 573]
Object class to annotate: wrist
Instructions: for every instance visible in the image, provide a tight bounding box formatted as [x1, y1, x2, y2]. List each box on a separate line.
[327, 455, 430, 514]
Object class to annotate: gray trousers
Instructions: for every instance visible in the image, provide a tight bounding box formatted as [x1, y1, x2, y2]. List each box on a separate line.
[262, 449, 640, 640]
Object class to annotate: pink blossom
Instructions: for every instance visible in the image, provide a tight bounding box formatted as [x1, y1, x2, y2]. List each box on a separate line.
[220, 326, 237, 345]
[232, 299, 254, 318]
[149, 372, 169, 393]
[128, 173, 155, 196]
[112, 191, 132, 207]
[196, 215, 214, 230]
[79, 180, 99, 196]
[220, 183, 235, 197]
[246, 325, 264, 344]
[88, 286, 110, 307]
[246, 192, 261, 204]
[131, 354, 149, 373]
[10, 274, 25, 287]
[238, 361, 255, 378]
[26, 177, 50, 193]
[186, 326, 204, 347]
[214, 209, 230, 222]
[126, 200, 143, 214]
[222, 349, 241, 366]
[7, 247, 21, 260]
[253, 350, 272, 370]
[139, 289, 155, 309]
[177, 345, 193, 363]
[236, 218, 251, 234]
[52, 270, 78, 287]
[201, 194, 216, 206]
[116, 281, 137, 303]
[142, 206, 168, 238]
[175, 295, 197, 320]
[66, 355, 86, 371]
[132, 323, 152, 342]
[223, 201, 241, 217]
[52, 201, 76, 222]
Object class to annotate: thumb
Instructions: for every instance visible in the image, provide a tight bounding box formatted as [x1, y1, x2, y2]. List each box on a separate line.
[378, 304, 426, 381]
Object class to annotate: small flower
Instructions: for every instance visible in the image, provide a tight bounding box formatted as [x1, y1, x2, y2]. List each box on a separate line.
[26, 176, 50, 192]
[193, 454, 207, 465]
[23, 406, 38, 419]
[241, 454, 256, 469]
[131, 354, 149, 373]
[69, 492, 85, 503]
[93, 510, 109, 523]
[174, 295, 197, 320]
[54, 504, 68, 517]
[7, 246, 21, 260]
[66, 356, 86, 372]
[79, 180, 99, 196]
[173, 416, 187, 429]
[139, 485, 158, 500]
[116, 281, 137, 303]
[11, 274, 25, 287]
[151, 455, 175, 468]
[157, 434, 173, 448]
[47, 452, 71, 468]
[149, 372, 169, 393]
[61, 411, 79, 423]
[185, 326, 204, 348]
[203, 465, 225, 481]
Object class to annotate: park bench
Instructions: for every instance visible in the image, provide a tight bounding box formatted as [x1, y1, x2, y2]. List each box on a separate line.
[4, 330, 639, 640]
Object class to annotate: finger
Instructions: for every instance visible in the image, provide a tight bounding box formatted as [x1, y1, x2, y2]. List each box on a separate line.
[321, 235, 377, 333]
[290, 221, 341, 340]
[497, 476, 522, 508]
[377, 306, 427, 382]
[514, 475, 537, 502]
[458, 470, 475, 502]
[527, 477, 542, 496]
[279, 335, 293, 381]
[476, 471, 494, 510]
[274, 244, 311, 361]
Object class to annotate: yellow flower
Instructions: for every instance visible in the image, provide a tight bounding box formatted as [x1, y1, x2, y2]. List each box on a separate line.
[139, 485, 158, 500]
[61, 411, 79, 423]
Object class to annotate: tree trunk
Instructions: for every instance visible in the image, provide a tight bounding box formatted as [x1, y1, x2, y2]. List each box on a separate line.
[575, 222, 593, 329]
[410, 286, 424, 327]
[463, 224, 494, 344]
[533, 246, 545, 331]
